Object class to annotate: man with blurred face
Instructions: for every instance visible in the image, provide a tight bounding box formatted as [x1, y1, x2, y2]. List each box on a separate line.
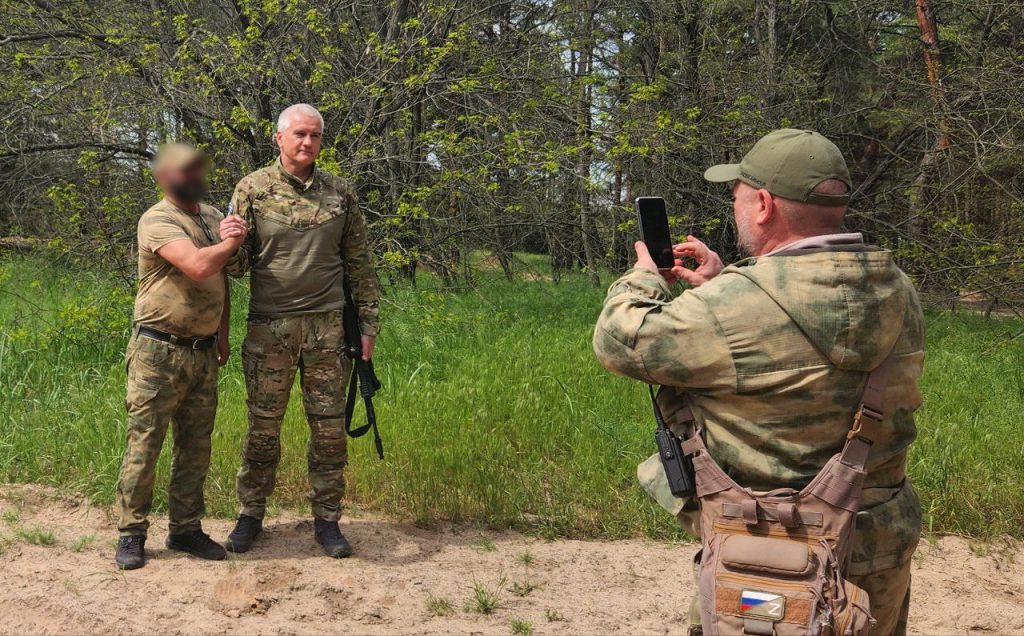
[594, 130, 924, 634]
[225, 104, 380, 558]
[114, 143, 248, 569]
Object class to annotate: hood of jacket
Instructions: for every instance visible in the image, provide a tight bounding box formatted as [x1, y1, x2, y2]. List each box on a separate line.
[732, 244, 909, 371]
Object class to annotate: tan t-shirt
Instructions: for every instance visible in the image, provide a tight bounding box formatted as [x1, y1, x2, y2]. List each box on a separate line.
[133, 198, 225, 337]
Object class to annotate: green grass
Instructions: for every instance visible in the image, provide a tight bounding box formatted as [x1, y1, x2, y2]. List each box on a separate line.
[1, 254, 1023, 540]
[69, 534, 96, 553]
[465, 578, 503, 614]
[15, 526, 56, 546]
[425, 594, 454, 617]
[509, 619, 533, 635]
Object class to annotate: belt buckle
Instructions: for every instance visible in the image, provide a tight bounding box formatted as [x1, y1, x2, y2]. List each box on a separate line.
[192, 338, 203, 350]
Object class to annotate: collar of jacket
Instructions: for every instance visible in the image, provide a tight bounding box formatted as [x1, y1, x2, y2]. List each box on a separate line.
[275, 157, 318, 192]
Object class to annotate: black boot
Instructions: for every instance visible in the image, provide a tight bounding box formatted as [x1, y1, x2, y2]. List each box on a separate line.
[314, 518, 352, 558]
[225, 514, 263, 553]
[166, 528, 226, 560]
[115, 535, 146, 570]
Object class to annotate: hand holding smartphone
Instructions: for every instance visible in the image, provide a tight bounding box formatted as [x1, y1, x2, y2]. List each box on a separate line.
[635, 197, 674, 270]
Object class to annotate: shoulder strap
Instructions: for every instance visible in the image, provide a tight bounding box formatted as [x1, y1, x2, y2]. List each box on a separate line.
[839, 348, 898, 470]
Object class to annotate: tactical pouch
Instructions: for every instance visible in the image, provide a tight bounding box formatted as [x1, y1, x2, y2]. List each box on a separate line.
[680, 350, 897, 636]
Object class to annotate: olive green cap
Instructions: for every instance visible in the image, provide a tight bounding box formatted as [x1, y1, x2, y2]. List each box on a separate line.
[152, 143, 208, 173]
[703, 129, 851, 206]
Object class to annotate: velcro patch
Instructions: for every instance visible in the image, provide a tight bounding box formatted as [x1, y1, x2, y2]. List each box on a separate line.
[739, 590, 786, 620]
[716, 588, 812, 626]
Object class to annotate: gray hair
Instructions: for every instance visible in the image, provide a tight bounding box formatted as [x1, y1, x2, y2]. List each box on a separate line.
[276, 103, 324, 133]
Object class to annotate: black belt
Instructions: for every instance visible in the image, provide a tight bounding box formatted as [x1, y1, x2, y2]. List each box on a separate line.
[137, 326, 216, 350]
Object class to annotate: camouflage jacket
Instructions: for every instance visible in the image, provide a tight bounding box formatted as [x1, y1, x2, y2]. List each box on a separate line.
[227, 159, 380, 335]
[593, 242, 925, 575]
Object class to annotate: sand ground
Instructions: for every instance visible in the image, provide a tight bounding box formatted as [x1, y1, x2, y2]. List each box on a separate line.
[1, 484, 1021, 635]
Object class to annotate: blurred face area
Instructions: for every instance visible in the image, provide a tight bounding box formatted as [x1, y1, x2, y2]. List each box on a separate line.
[157, 161, 207, 204]
[275, 113, 322, 170]
[732, 181, 764, 257]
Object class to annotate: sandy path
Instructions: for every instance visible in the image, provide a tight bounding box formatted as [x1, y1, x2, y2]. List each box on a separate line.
[1, 485, 1022, 635]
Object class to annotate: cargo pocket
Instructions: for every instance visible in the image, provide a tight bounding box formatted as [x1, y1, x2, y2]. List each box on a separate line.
[128, 337, 173, 381]
[125, 381, 164, 426]
[850, 480, 921, 576]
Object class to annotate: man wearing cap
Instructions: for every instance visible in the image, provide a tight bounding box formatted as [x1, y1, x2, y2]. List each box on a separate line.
[114, 143, 248, 570]
[223, 104, 379, 558]
[593, 129, 924, 634]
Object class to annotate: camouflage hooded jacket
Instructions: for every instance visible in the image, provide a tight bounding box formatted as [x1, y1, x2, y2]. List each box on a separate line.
[593, 240, 925, 575]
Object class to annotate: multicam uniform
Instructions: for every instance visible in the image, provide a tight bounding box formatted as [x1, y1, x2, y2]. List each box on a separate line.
[594, 237, 924, 635]
[228, 159, 379, 522]
[116, 199, 226, 536]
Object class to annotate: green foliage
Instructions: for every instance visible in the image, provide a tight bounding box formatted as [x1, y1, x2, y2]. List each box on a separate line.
[3, 0, 1018, 296]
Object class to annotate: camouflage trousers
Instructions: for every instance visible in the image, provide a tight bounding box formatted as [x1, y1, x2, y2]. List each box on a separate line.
[116, 332, 218, 536]
[236, 311, 351, 521]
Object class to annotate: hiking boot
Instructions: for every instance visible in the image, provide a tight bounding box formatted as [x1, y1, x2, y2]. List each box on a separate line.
[166, 529, 226, 561]
[314, 518, 352, 558]
[225, 514, 263, 553]
[115, 535, 146, 570]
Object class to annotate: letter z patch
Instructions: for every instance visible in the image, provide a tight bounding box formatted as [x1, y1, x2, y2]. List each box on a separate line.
[739, 590, 786, 620]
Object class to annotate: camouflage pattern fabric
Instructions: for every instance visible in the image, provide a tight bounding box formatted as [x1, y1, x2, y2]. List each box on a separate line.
[226, 159, 379, 335]
[236, 311, 352, 521]
[134, 199, 225, 337]
[116, 333, 218, 536]
[850, 560, 912, 635]
[594, 245, 925, 624]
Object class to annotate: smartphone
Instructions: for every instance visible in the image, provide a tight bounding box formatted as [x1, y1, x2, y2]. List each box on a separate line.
[635, 197, 674, 269]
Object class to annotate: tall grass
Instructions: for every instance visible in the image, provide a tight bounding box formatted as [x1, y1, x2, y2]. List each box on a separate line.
[1, 254, 1022, 540]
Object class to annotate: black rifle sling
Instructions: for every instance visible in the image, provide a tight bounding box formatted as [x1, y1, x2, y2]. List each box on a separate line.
[345, 366, 371, 438]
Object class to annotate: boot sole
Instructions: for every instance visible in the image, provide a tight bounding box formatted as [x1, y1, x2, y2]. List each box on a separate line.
[315, 536, 353, 558]
[115, 558, 145, 570]
[224, 529, 261, 553]
[166, 540, 227, 561]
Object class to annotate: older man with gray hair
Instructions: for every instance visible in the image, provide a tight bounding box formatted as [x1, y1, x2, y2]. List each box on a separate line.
[224, 103, 380, 558]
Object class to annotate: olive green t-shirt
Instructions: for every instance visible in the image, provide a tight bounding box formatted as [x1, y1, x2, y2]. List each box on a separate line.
[133, 198, 225, 337]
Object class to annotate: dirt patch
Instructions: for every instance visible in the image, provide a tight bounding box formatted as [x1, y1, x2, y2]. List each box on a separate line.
[1, 484, 1022, 635]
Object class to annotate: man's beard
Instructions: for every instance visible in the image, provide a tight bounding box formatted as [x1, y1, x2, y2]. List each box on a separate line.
[169, 180, 207, 203]
[735, 218, 757, 258]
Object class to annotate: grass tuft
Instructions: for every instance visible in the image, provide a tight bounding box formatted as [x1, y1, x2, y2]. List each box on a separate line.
[425, 593, 454, 617]
[15, 526, 56, 546]
[509, 619, 533, 635]
[472, 533, 497, 552]
[464, 577, 504, 615]
[509, 580, 537, 597]
[69, 534, 96, 553]
[517, 549, 534, 567]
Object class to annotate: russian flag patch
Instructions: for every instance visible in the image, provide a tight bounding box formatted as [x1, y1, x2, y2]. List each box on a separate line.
[739, 590, 786, 620]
